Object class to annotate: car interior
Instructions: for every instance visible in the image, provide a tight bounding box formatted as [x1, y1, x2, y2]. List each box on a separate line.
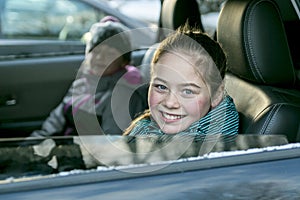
[141, 0, 300, 143]
[218, 0, 300, 142]
[0, 0, 300, 194]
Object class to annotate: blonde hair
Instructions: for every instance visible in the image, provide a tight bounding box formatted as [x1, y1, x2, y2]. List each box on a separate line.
[152, 23, 226, 97]
[123, 23, 227, 135]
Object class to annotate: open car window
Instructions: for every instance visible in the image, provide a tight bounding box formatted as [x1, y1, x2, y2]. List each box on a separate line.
[0, 0, 300, 198]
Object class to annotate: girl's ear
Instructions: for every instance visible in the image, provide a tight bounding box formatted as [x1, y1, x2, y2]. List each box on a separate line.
[211, 82, 225, 108]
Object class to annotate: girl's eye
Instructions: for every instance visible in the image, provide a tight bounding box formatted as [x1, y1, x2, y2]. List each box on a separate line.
[154, 84, 168, 91]
[183, 89, 194, 95]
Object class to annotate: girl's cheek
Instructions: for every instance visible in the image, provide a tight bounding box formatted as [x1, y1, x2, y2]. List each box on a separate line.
[196, 97, 211, 116]
[148, 90, 161, 107]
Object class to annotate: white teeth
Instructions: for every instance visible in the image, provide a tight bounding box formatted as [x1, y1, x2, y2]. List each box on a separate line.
[162, 112, 182, 120]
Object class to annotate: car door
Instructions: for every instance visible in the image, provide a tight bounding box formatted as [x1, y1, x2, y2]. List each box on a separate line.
[0, 0, 97, 137]
[0, 0, 156, 138]
[0, 41, 85, 137]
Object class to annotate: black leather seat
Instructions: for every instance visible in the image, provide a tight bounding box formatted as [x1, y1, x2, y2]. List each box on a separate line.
[217, 0, 300, 142]
[160, 0, 204, 32]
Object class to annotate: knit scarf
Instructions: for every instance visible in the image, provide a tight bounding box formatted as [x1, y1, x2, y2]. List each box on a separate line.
[128, 95, 239, 142]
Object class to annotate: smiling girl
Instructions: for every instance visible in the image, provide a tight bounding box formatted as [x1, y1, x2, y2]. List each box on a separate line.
[123, 24, 238, 138]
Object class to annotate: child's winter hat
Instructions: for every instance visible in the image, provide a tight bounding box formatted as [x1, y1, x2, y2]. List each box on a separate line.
[85, 16, 131, 61]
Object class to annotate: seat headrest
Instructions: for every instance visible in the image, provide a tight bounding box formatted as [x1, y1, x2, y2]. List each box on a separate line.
[161, 0, 204, 31]
[217, 0, 296, 87]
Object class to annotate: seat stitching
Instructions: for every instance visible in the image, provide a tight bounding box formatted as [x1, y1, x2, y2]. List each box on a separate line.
[264, 104, 282, 134]
[258, 105, 276, 134]
[244, 0, 278, 83]
[244, 0, 265, 82]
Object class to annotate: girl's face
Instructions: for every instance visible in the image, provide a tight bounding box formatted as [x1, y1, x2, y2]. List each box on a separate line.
[86, 44, 126, 76]
[149, 52, 214, 134]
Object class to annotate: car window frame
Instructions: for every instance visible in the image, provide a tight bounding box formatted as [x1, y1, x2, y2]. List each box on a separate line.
[0, 140, 300, 194]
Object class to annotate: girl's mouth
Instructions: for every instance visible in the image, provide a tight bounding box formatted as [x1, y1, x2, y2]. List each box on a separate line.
[161, 112, 184, 121]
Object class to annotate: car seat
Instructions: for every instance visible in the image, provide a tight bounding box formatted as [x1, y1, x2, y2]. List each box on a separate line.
[217, 0, 300, 142]
[160, 0, 204, 32]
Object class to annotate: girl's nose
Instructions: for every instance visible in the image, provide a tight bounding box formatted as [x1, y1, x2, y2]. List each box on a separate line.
[163, 92, 180, 108]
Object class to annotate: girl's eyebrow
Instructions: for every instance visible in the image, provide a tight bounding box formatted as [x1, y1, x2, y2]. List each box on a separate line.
[180, 83, 202, 89]
[152, 77, 167, 83]
[153, 77, 202, 89]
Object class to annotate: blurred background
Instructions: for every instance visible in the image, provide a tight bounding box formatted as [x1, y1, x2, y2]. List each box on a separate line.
[104, 0, 226, 36]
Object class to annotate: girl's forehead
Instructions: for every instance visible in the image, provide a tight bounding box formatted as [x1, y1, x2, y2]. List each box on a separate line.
[154, 51, 209, 75]
[152, 52, 207, 85]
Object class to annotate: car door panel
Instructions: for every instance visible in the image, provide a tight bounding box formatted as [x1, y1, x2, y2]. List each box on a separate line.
[0, 47, 148, 138]
[0, 55, 84, 137]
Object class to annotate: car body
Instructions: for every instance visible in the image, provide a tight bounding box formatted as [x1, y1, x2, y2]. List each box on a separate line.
[0, 135, 299, 199]
[0, 0, 300, 198]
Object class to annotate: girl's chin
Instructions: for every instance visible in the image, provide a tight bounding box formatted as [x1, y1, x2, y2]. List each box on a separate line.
[163, 131, 178, 135]
[160, 126, 186, 134]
